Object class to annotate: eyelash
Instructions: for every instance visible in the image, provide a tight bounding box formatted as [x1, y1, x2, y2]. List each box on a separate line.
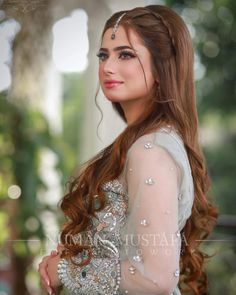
[96, 51, 136, 61]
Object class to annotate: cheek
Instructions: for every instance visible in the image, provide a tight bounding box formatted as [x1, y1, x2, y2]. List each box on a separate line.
[126, 63, 155, 88]
[123, 63, 144, 80]
[141, 61, 155, 88]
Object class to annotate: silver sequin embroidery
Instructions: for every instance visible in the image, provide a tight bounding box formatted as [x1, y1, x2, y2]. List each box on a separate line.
[58, 179, 128, 295]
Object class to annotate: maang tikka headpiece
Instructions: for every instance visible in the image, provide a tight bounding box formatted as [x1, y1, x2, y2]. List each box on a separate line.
[111, 12, 127, 40]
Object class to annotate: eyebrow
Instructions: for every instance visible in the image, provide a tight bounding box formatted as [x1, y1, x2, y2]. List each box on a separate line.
[98, 45, 136, 52]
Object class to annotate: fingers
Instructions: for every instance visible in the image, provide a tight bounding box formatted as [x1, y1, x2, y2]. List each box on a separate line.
[50, 250, 59, 257]
[38, 256, 50, 285]
[57, 243, 65, 253]
[41, 278, 53, 295]
[38, 256, 53, 294]
[38, 248, 62, 294]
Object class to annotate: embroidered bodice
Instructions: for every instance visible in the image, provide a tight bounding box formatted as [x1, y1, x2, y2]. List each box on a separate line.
[58, 127, 194, 295]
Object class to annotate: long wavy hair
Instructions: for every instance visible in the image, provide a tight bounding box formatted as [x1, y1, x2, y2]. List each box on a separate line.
[60, 5, 218, 294]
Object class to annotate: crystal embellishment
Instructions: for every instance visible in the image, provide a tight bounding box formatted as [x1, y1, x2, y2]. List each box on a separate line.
[144, 142, 153, 149]
[174, 269, 180, 277]
[140, 219, 149, 226]
[132, 255, 142, 262]
[145, 177, 156, 185]
[102, 179, 126, 196]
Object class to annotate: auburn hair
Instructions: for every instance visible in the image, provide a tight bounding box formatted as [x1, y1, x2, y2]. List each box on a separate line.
[60, 5, 218, 294]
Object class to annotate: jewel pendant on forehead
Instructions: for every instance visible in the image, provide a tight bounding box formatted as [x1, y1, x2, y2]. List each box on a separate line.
[111, 12, 127, 40]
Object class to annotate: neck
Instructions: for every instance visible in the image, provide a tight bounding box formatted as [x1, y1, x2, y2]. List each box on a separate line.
[120, 99, 147, 125]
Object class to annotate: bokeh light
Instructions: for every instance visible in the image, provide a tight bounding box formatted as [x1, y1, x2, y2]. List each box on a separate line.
[7, 185, 21, 199]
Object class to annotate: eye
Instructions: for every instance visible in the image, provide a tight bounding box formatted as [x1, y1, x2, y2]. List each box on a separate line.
[96, 51, 108, 62]
[118, 51, 136, 60]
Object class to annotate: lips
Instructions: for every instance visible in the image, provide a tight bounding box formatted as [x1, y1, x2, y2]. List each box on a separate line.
[104, 80, 124, 89]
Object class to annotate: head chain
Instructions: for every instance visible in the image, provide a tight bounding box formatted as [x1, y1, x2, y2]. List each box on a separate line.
[111, 12, 127, 39]
[110, 9, 175, 52]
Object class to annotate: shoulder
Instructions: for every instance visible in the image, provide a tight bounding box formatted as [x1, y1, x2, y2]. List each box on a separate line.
[127, 131, 178, 168]
[125, 126, 194, 229]
[127, 126, 186, 166]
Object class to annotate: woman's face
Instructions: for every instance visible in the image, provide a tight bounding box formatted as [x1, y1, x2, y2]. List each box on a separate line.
[98, 25, 155, 105]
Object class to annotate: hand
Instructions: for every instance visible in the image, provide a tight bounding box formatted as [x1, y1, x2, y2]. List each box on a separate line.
[38, 245, 64, 294]
[38, 253, 56, 294]
[47, 253, 62, 291]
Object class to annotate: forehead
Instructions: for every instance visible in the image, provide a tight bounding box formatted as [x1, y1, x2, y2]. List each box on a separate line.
[101, 26, 145, 51]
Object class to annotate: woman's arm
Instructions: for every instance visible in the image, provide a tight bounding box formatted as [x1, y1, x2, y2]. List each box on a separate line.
[117, 142, 181, 294]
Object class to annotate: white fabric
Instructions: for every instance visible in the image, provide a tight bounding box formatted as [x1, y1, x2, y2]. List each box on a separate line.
[118, 127, 194, 295]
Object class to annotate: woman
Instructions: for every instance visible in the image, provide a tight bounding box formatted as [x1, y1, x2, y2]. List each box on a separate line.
[38, 5, 218, 295]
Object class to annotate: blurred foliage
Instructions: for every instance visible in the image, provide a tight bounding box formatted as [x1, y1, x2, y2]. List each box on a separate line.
[204, 131, 236, 215]
[164, 0, 236, 116]
[0, 91, 50, 236]
[0, 91, 65, 293]
[60, 72, 85, 181]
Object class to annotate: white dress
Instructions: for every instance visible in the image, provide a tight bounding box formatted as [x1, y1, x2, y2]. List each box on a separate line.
[58, 126, 194, 295]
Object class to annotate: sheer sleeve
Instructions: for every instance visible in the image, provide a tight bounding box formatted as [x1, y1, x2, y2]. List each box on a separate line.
[118, 135, 182, 295]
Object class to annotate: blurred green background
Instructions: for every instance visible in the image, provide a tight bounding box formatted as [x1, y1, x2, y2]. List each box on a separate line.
[0, 0, 235, 294]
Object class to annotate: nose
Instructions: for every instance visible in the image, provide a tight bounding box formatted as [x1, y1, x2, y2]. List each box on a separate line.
[102, 56, 117, 75]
